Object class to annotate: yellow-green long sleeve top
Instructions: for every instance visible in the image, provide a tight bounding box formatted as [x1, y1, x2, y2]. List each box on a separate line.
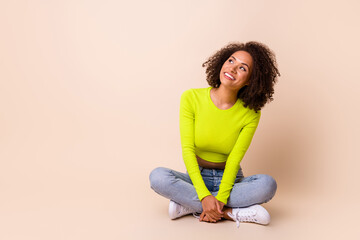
[179, 87, 261, 204]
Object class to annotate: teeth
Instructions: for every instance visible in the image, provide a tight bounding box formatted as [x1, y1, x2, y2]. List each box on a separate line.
[225, 73, 234, 80]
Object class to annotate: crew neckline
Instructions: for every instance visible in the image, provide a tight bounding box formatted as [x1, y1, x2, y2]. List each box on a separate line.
[207, 87, 240, 111]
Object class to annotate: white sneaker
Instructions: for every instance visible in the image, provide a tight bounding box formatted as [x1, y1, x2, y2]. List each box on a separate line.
[227, 205, 270, 227]
[168, 200, 194, 220]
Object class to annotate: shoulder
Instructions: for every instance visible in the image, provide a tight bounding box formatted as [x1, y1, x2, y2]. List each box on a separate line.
[180, 87, 209, 99]
[247, 110, 261, 126]
[180, 89, 193, 105]
[180, 88, 193, 97]
[181, 87, 210, 96]
[239, 99, 261, 121]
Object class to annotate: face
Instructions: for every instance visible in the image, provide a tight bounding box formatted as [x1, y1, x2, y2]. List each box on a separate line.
[219, 50, 253, 91]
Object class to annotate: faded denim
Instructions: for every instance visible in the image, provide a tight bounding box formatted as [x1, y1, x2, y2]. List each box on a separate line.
[149, 166, 277, 213]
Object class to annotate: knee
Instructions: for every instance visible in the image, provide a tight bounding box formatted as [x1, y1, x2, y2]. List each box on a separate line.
[259, 174, 277, 201]
[149, 167, 169, 191]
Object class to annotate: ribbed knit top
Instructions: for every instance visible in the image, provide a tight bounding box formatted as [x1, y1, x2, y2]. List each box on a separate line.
[179, 87, 261, 204]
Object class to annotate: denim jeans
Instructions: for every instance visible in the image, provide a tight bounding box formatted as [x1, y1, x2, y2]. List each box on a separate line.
[149, 166, 277, 213]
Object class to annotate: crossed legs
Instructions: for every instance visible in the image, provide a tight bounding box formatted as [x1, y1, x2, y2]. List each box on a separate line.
[149, 167, 277, 215]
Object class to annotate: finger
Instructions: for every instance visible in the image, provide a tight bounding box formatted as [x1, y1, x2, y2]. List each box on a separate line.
[199, 212, 205, 221]
[203, 214, 210, 222]
[208, 216, 217, 223]
[208, 212, 221, 221]
[204, 213, 216, 222]
[203, 214, 213, 223]
[210, 209, 222, 219]
[211, 203, 222, 215]
[208, 215, 217, 223]
[215, 201, 224, 214]
[209, 215, 219, 223]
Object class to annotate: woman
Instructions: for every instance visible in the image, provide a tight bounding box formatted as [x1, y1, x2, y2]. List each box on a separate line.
[149, 41, 280, 227]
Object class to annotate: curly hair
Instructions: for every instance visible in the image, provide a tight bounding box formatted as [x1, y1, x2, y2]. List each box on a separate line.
[202, 41, 280, 112]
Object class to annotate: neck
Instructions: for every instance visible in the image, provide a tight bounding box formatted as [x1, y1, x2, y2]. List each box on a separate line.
[212, 85, 239, 105]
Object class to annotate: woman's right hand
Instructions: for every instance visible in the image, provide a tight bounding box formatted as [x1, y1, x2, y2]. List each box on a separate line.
[199, 195, 224, 222]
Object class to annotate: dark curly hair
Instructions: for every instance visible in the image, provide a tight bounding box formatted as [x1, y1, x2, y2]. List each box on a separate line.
[202, 41, 280, 112]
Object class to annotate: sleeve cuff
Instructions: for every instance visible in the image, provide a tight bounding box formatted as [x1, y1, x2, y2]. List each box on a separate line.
[215, 195, 227, 205]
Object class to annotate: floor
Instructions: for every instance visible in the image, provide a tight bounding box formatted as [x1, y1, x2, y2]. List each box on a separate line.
[1, 167, 358, 240]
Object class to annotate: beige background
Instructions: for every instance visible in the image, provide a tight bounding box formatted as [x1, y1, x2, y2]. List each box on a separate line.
[1, 0, 359, 239]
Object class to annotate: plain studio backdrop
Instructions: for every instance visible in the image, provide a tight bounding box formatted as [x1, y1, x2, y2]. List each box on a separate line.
[0, 0, 359, 239]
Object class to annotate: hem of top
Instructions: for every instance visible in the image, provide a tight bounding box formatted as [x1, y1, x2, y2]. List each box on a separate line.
[196, 153, 227, 163]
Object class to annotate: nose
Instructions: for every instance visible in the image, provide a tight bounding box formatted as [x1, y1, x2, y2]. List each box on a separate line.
[230, 65, 237, 74]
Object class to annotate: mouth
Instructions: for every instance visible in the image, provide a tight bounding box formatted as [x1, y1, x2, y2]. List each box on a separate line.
[224, 72, 235, 80]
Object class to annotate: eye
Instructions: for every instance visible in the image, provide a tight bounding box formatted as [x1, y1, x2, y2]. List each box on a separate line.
[228, 59, 233, 63]
[240, 66, 246, 72]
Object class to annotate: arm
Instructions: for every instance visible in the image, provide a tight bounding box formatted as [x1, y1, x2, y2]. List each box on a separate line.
[180, 90, 223, 222]
[215, 111, 261, 205]
[179, 90, 211, 201]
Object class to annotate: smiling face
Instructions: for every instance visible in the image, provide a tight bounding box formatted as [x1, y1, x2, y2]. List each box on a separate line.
[219, 50, 253, 91]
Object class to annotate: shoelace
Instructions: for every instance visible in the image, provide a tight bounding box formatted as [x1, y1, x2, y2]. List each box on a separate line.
[194, 209, 257, 227]
[228, 209, 257, 228]
[178, 206, 193, 215]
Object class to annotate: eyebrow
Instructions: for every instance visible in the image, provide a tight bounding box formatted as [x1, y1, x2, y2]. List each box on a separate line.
[230, 56, 250, 69]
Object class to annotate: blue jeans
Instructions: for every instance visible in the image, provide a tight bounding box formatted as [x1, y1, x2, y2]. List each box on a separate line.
[149, 166, 277, 213]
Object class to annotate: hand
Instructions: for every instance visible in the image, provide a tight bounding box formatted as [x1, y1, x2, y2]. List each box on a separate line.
[201, 200, 226, 223]
[202, 214, 218, 223]
[218, 200, 225, 211]
[199, 195, 224, 223]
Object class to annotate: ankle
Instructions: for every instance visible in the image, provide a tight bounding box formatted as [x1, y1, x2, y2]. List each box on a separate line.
[222, 207, 233, 220]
